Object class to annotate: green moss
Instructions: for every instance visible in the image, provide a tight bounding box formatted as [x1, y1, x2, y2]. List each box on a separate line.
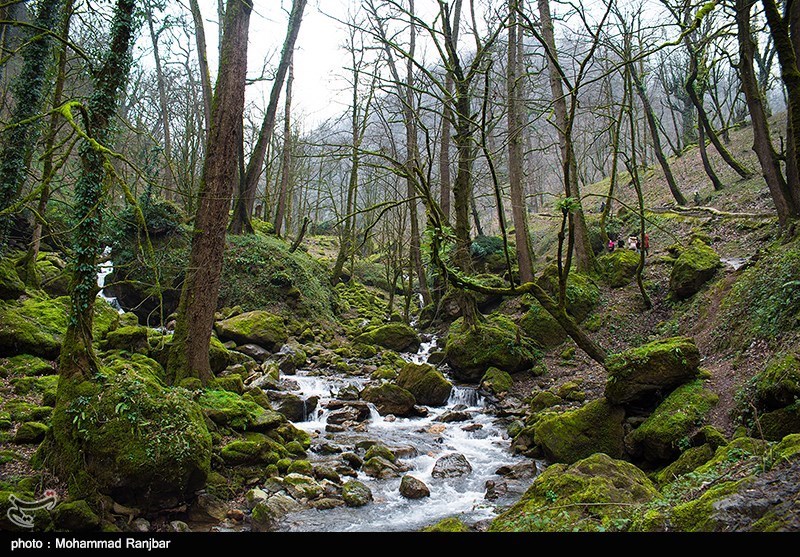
[287, 459, 313, 476]
[395, 362, 452, 406]
[342, 480, 373, 507]
[537, 266, 600, 322]
[518, 302, 566, 349]
[529, 391, 563, 413]
[758, 402, 800, 441]
[210, 375, 244, 395]
[6, 401, 52, 423]
[36, 255, 70, 297]
[596, 250, 641, 288]
[604, 336, 701, 404]
[670, 479, 748, 532]
[0, 295, 118, 359]
[480, 367, 513, 395]
[490, 453, 657, 532]
[101, 326, 149, 353]
[207, 336, 233, 375]
[0, 354, 54, 377]
[198, 389, 265, 431]
[11, 374, 59, 406]
[669, 239, 720, 299]
[0, 489, 53, 530]
[629, 381, 718, 462]
[214, 310, 287, 351]
[752, 352, 800, 410]
[14, 421, 49, 443]
[445, 315, 542, 382]
[422, 517, 470, 532]
[219, 436, 284, 466]
[772, 433, 800, 462]
[364, 444, 396, 463]
[653, 444, 715, 486]
[52, 500, 101, 532]
[361, 383, 416, 416]
[354, 322, 420, 352]
[533, 398, 626, 464]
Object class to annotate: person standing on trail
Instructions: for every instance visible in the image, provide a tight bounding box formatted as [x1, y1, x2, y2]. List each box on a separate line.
[643, 233, 650, 256]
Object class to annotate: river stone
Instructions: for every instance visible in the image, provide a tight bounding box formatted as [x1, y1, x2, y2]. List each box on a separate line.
[245, 488, 269, 509]
[395, 362, 453, 406]
[341, 452, 363, 469]
[342, 480, 373, 507]
[360, 383, 416, 416]
[282, 473, 323, 500]
[436, 410, 471, 423]
[235, 344, 271, 363]
[310, 498, 344, 510]
[336, 385, 360, 401]
[251, 493, 301, 532]
[313, 465, 341, 484]
[354, 323, 420, 352]
[268, 392, 308, 422]
[604, 337, 701, 405]
[431, 453, 473, 478]
[363, 456, 402, 479]
[399, 475, 430, 499]
[214, 311, 287, 351]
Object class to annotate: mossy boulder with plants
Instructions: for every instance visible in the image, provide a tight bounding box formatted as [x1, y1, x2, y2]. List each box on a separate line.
[445, 315, 541, 383]
[604, 336, 701, 405]
[342, 480, 373, 507]
[214, 311, 288, 351]
[596, 249, 641, 288]
[750, 353, 800, 411]
[669, 239, 720, 299]
[627, 381, 719, 462]
[536, 265, 600, 322]
[11, 374, 59, 406]
[354, 322, 420, 353]
[0, 295, 119, 359]
[518, 302, 566, 349]
[0, 354, 54, 378]
[35, 252, 70, 297]
[480, 367, 513, 395]
[44, 360, 212, 510]
[490, 453, 658, 532]
[421, 517, 470, 532]
[360, 383, 416, 416]
[51, 500, 101, 532]
[198, 389, 279, 431]
[652, 443, 716, 486]
[0, 257, 26, 300]
[101, 325, 149, 353]
[394, 362, 452, 406]
[758, 403, 800, 441]
[532, 398, 626, 464]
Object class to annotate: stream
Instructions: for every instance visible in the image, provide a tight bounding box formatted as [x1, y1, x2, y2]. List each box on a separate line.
[274, 339, 540, 532]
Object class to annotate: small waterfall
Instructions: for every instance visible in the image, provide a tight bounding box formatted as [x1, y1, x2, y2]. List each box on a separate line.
[97, 247, 124, 314]
[448, 386, 483, 408]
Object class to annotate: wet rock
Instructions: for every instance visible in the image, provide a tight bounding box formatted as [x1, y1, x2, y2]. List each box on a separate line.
[337, 384, 360, 401]
[310, 498, 344, 510]
[131, 518, 150, 532]
[436, 410, 471, 423]
[399, 475, 430, 499]
[360, 383, 416, 416]
[169, 521, 191, 532]
[364, 444, 396, 463]
[313, 465, 341, 484]
[327, 403, 370, 425]
[313, 442, 342, 454]
[431, 453, 473, 478]
[227, 509, 245, 522]
[462, 423, 483, 432]
[325, 424, 346, 433]
[235, 344, 271, 363]
[395, 362, 453, 406]
[282, 474, 323, 500]
[363, 456, 402, 479]
[412, 405, 429, 417]
[245, 488, 269, 509]
[250, 494, 300, 532]
[393, 445, 419, 459]
[354, 323, 420, 352]
[341, 452, 363, 469]
[319, 479, 342, 498]
[342, 480, 373, 507]
[484, 480, 508, 501]
[268, 392, 311, 422]
[188, 493, 228, 523]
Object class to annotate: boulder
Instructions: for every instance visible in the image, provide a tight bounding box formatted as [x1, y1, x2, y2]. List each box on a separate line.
[627, 381, 719, 462]
[422, 517, 470, 532]
[604, 337, 701, 405]
[431, 453, 472, 478]
[518, 303, 566, 349]
[101, 326, 149, 353]
[669, 239, 720, 299]
[234, 344, 271, 363]
[399, 475, 430, 499]
[759, 403, 800, 441]
[354, 323, 420, 352]
[536, 266, 600, 322]
[360, 383, 416, 416]
[342, 480, 373, 507]
[282, 473, 323, 500]
[490, 453, 658, 532]
[214, 311, 287, 351]
[395, 362, 452, 406]
[363, 456, 402, 479]
[596, 249, 641, 288]
[364, 444, 396, 463]
[52, 500, 100, 532]
[198, 389, 274, 431]
[480, 367, 513, 395]
[435, 410, 471, 423]
[13, 421, 49, 444]
[529, 391, 563, 413]
[0, 354, 54, 378]
[0, 258, 25, 300]
[751, 353, 800, 411]
[533, 398, 626, 464]
[445, 315, 541, 383]
[251, 494, 301, 532]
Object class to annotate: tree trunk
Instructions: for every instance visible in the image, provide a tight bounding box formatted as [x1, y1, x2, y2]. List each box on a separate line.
[631, 67, 687, 205]
[438, 0, 462, 225]
[508, 0, 535, 283]
[737, 0, 798, 226]
[22, 0, 74, 284]
[167, 0, 252, 385]
[696, 114, 724, 191]
[274, 58, 294, 238]
[188, 0, 213, 134]
[0, 0, 62, 255]
[146, 3, 175, 201]
[230, 0, 306, 235]
[60, 0, 135, 381]
[537, 0, 594, 272]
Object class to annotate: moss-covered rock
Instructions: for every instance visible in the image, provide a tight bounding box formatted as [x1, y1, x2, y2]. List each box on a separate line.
[604, 336, 701, 405]
[219, 436, 284, 466]
[529, 391, 563, 413]
[518, 302, 566, 349]
[395, 362, 452, 406]
[490, 453, 658, 532]
[533, 398, 625, 464]
[354, 323, 420, 353]
[360, 383, 416, 416]
[6, 401, 52, 423]
[422, 517, 470, 532]
[596, 249, 641, 288]
[52, 500, 101, 532]
[342, 480, 373, 507]
[0, 258, 25, 300]
[669, 239, 720, 299]
[480, 367, 513, 395]
[208, 336, 233, 375]
[445, 315, 541, 383]
[11, 374, 59, 406]
[46, 361, 212, 510]
[759, 402, 800, 441]
[653, 444, 715, 486]
[13, 421, 49, 444]
[101, 326, 149, 353]
[751, 353, 800, 411]
[0, 489, 53, 530]
[198, 389, 273, 431]
[628, 381, 719, 462]
[364, 444, 396, 463]
[556, 380, 586, 402]
[36, 254, 70, 297]
[0, 354, 54, 377]
[536, 266, 600, 322]
[0, 295, 118, 359]
[214, 311, 287, 351]
[773, 433, 800, 461]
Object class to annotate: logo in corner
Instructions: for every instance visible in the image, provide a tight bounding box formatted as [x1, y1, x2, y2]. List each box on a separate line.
[6, 491, 58, 529]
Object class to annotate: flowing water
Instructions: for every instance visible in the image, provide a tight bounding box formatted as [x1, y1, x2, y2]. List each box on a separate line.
[277, 340, 539, 532]
[97, 247, 124, 313]
[720, 256, 748, 271]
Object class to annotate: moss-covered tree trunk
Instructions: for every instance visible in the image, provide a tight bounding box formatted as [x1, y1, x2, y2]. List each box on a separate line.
[59, 0, 135, 382]
[0, 0, 63, 255]
[167, 0, 252, 385]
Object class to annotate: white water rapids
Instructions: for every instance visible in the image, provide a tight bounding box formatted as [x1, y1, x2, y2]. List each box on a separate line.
[278, 340, 538, 532]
